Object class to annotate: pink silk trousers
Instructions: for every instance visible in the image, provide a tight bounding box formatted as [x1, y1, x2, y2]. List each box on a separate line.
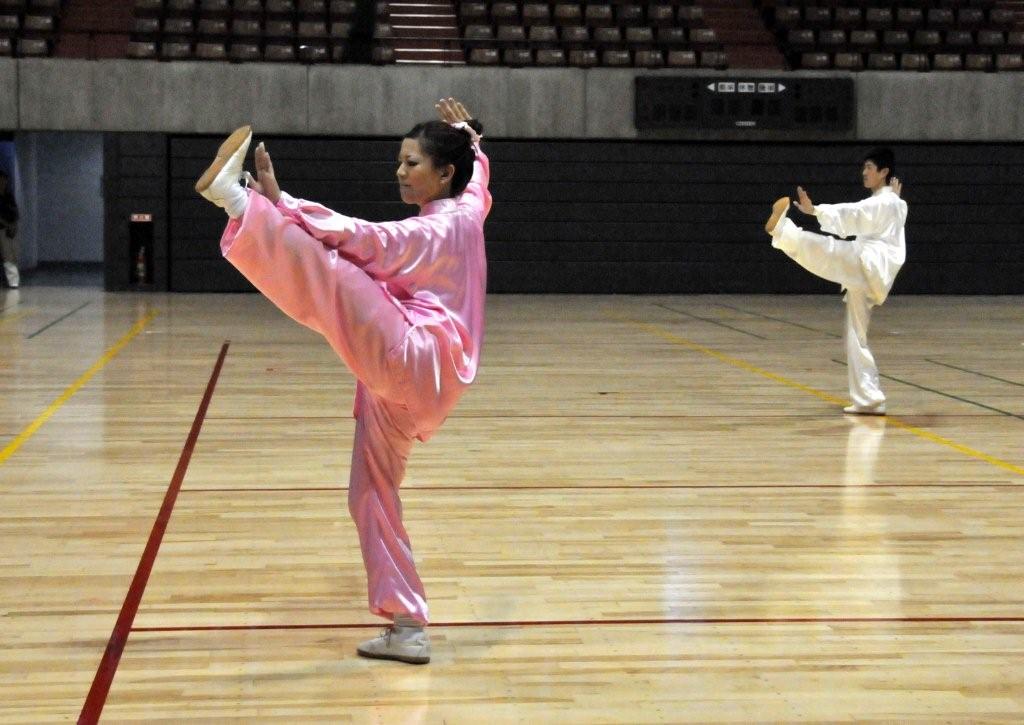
[221, 191, 430, 623]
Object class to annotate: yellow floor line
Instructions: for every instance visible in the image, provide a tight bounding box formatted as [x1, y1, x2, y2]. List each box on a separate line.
[0, 309, 159, 465]
[620, 314, 1024, 478]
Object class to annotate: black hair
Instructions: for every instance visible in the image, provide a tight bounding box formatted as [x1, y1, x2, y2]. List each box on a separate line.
[863, 147, 895, 183]
[403, 119, 483, 197]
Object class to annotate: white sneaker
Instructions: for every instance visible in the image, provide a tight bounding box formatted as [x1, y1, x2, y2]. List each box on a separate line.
[765, 196, 790, 236]
[3, 261, 18, 288]
[844, 403, 886, 416]
[357, 625, 431, 665]
[194, 125, 252, 218]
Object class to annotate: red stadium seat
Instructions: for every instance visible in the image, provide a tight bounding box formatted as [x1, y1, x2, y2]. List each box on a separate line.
[666, 49, 696, 67]
[522, 3, 551, 26]
[965, 53, 992, 71]
[503, 47, 533, 65]
[196, 41, 227, 60]
[818, 30, 845, 50]
[496, 24, 525, 42]
[656, 27, 686, 45]
[298, 42, 329, 62]
[535, 47, 565, 65]
[900, 52, 929, 71]
[567, 48, 597, 66]
[126, 40, 157, 59]
[995, 53, 1022, 71]
[585, 5, 613, 27]
[865, 8, 893, 31]
[264, 43, 296, 62]
[647, 4, 674, 28]
[528, 25, 557, 43]
[601, 48, 630, 65]
[700, 50, 727, 68]
[160, 41, 192, 59]
[229, 42, 261, 61]
[867, 52, 897, 70]
[468, 47, 500, 64]
[834, 51, 863, 71]
[634, 48, 663, 67]
[561, 25, 589, 43]
[835, 8, 862, 30]
[461, 3, 488, 22]
[553, 4, 582, 25]
[616, 5, 644, 26]
[464, 24, 493, 41]
[801, 51, 831, 69]
[883, 30, 910, 51]
[625, 26, 654, 45]
[933, 52, 963, 70]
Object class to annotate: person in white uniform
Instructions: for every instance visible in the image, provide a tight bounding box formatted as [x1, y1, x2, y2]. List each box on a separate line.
[764, 148, 907, 415]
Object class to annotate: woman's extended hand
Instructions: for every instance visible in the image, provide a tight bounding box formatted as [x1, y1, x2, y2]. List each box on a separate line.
[244, 141, 281, 205]
[435, 97, 483, 138]
[436, 97, 472, 124]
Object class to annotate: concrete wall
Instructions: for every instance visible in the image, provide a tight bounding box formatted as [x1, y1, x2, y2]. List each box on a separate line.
[2, 58, 1023, 141]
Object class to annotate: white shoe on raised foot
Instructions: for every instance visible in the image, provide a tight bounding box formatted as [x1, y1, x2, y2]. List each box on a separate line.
[357, 625, 431, 665]
[844, 403, 886, 416]
[194, 125, 252, 218]
[765, 196, 790, 237]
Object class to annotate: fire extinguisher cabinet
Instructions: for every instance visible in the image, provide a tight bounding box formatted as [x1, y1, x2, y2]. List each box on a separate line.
[129, 213, 154, 289]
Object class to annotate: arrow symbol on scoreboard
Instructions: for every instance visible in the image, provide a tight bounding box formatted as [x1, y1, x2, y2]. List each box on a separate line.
[778, 83, 786, 92]
[707, 83, 715, 91]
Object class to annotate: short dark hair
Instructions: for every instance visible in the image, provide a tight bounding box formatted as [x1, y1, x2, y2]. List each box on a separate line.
[403, 119, 483, 197]
[863, 147, 895, 183]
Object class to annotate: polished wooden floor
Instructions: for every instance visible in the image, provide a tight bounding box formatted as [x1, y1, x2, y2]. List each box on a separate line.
[1, 282, 1023, 722]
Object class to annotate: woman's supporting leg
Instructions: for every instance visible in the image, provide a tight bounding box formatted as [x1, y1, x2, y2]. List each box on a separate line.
[222, 191, 410, 402]
[347, 391, 428, 625]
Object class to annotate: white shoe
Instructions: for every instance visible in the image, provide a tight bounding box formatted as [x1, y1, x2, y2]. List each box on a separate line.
[357, 625, 431, 665]
[844, 403, 886, 416]
[3, 261, 18, 288]
[195, 125, 252, 218]
[765, 196, 790, 236]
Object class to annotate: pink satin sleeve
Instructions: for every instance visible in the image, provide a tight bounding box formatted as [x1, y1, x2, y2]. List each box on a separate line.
[459, 144, 492, 219]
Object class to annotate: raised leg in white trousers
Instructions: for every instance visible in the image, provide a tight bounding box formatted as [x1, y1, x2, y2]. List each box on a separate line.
[771, 218, 886, 411]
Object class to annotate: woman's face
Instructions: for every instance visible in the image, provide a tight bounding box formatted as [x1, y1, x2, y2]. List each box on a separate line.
[396, 138, 452, 207]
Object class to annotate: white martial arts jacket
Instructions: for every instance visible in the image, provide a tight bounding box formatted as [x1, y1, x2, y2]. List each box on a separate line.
[813, 186, 908, 305]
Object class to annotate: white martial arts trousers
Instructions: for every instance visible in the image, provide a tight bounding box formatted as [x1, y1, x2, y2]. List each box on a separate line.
[772, 218, 887, 410]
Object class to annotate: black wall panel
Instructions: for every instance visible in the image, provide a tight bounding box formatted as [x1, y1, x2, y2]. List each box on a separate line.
[104, 133, 169, 291]
[157, 135, 1024, 294]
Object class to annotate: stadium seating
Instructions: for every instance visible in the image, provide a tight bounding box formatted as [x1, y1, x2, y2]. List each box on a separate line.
[767, 0, 1024, 72]
[461, 0, 727, 68]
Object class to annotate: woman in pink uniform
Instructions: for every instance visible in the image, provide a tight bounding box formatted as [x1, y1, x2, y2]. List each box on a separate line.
[194, 98, 490, 664]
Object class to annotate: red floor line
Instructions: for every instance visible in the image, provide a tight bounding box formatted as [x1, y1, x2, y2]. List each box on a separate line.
[179, 482, 1023, 493]
[130, 615, 1024, 634]
[204, 413, 1005, 421]
[78, 342, 230, 725]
